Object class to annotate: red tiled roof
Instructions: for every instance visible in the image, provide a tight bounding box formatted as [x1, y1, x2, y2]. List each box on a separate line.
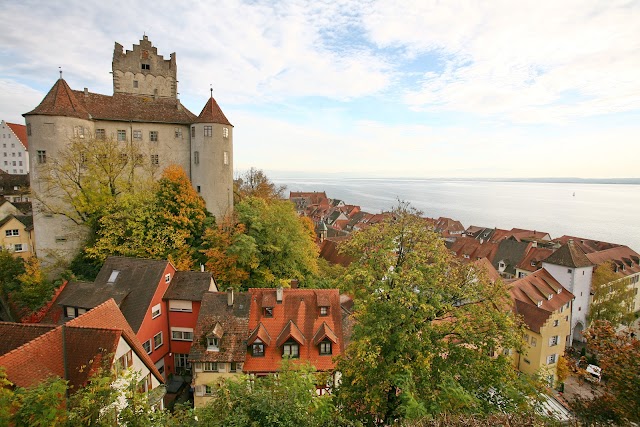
[6, 122, 28, 148]
[312, 322, 338, 345]
[319, 238, 353, 267]
[0, 323, 56, 356]
[244, 288, 344, 373]
[555, 235, 620, 254]
[194, 96, 232, 125]
[248, 322, 272, 346]
[586, 245, 640, 279]
[472, 258, 501, 283]
[24, 78, 90, 119]
[516, 247, 554, 272]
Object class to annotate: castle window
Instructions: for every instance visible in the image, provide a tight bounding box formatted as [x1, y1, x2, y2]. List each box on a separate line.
[223, 127, 229, 138]
[194, 151, 199, 165]
[95, 129, 106, 140]
[151, 154, 159, 165]
[223, 151, 229, 165]
[117, 130, 126, 141]
[191, 126, 195, 138]
[141, 63, 150, 71]
[74, 126, 84, 138]
[37, 150, 46, 164]
[197, 185, 201, 193]
[174, 128, 182, 138]
[204, 126, 212, 137]
[133, 130, 142, 141]
[149, 131, 158, 142]
[26, 123, 31, 136]
[133, 80, 139, 88]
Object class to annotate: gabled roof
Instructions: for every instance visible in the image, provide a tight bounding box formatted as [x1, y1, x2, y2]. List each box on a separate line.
[248, 322, 272, 346]
[312, 322, 338, 345]
[554, 235, 620, 254]
[544, 240, 593, 268]
[24, 78, 90, 119]
[5, 122, 28, 148]
[275, 320, 306, 347]
[516, 247, 554, 272]
[193, 96, 232, 126]
[586, 245, 640, 279]
[491, 239, 532, 275]
[163, 271, 216, 301]
[189, 292, 251, 363]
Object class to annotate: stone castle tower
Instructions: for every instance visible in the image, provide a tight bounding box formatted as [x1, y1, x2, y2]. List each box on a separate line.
[24, 36, 233, 264]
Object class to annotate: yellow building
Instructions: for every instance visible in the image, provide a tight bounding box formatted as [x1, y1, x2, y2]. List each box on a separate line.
[0, 214, 34, 259]
[510, 268, 573, 386]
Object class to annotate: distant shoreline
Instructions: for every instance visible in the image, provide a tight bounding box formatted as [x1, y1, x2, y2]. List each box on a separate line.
[272, 175, 640, 185]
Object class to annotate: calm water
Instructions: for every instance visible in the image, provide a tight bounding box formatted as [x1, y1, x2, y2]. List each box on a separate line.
[275, 178, 640, 252]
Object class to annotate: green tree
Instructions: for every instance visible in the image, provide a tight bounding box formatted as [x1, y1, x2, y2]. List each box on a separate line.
[0, 249, 25, 320]
[335, 204, 531, 425]
[588, 261, 635, 326]
[14, 257, 53, 313]
[11, 377, 68, 427]
[573, 320, 640, 425]
[234, 167, 286, 203]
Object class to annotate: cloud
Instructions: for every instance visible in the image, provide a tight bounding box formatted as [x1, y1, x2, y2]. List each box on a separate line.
[363, 0, 640, 123]
[0, 80, 44, 122]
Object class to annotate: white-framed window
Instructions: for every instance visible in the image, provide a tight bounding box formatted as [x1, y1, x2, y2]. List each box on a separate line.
[5, 229, 19, 237]
[175, 128, 182, 138]
[169, 300, 193, 312]
[142, 339, 152, 354]
[283, 341, 299, 358]
[252, 340, 265, 357]
[149, 131, 158, 142]
[153, 332, 163, 349]
[64, 306, 86, 318]
[165, 273, 171, 283]
[117, 130, 126, 141]
[13, 244, 24, 252]
[133, 130, 142, 141]
[204, 362, 218, 372]
[207, 337, 220, 352]
[530, 337, 537, 347]
[151, 303, 161, 319]
[223, 127, 229, 138]
[549, 336, 559, 346]
[204, 125, 212, 137]
[171, 328, 194, 341]
[95, 129, 106, 140]
[319, 341, 332, 355]
[230, 362, 239, 372]
[223, 151, 229, 165]
[547, 354, 557, 364]
[175, 353, 190, 370]
[204, 385, 213, 395]
[74, 126, 85, 138]
[320, 306, 329, 316]
[37, 150, 46, 164]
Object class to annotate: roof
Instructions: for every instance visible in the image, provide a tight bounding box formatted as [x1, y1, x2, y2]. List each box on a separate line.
[5, 122, 28, 148]
[516, 247, 554, 273]
[188, 292, 250, 363]
[554, 235, 620, 254]
[243, 288, 345, 373]
[25, 78, 197, 124]
[472, 258, 501, 283]
[492, 239, 533, 275]
[544, 240, 593, 268]
[0, 323, 55, 356]
[319, 238, 353, 267]
[509, 269, 574, 333]
[586, 245, 640, 279]
[163, 271, 216, 301]
[193, 96, 232, 126]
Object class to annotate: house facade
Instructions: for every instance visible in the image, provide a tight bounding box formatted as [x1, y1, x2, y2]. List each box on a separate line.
[23, 35, 233, 264]
[0, 214, 34, 258]
[0, 120, 29, 175]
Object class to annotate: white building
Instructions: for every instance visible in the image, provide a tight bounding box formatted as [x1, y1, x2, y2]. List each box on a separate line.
[0, 120, 29, 175]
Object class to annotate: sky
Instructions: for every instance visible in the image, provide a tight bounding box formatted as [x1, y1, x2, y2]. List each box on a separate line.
[1, 0, 638, 179]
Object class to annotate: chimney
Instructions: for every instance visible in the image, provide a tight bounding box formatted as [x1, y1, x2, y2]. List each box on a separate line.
[227, 288, 234, 307]
[290, 279, 299, 289]
[276, 287, 283, 304]
[200, 264, 205, 272]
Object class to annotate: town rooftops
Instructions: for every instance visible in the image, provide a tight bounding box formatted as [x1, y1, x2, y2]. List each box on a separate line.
[516, 247, 554, 273]
[163, 271, 217, 301]
[194, 95, 232, 126]
[543, 240, 593, 268]
[555, 235, 620, 254]
[509, 269, 574, 333]
[491, 239, 533, 275]
[25, 78, 198, 124]
[586, 245, 640, 278]
[5, 122, 28, 148]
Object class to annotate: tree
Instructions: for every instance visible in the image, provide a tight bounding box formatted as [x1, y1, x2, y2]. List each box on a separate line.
[588, 261, 635, 326]
[34, 134, 151, 230]
[334, 204, 532, 425]
[556, 356, 570, 385]
[234, 167, 286, 203]
[573, 320, 640, 425]
[13, 257, 53, 312]
[10, 377, 68, 427]
[0, 249, 25, 320]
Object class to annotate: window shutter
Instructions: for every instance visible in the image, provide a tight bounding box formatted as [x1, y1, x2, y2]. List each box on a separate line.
[195, 385, 204, 397]
[548, 337, 554, 346]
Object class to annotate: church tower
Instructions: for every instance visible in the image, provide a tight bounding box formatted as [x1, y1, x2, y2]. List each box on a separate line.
[112, 35, 177, 98]
[191, 90, 234, 220]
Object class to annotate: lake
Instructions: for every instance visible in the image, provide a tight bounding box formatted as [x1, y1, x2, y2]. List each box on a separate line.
[274, 178, 640, 252]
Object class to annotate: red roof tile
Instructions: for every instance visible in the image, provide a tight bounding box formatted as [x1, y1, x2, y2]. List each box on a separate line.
[0, 323, 56, 356]
[6, 122, 28, 148]
[24, 78, 90, 119]
[194, 96, 232, 125]
[312, 322, 338, 345]
[275, 320, 306, 347]
[586, 245, 640, 279]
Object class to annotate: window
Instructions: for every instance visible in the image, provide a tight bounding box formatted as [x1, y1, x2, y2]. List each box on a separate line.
[37, 150, 46, 164]
[252, 341, 265, 357]
[319, 341, 332, 355]
[207, 337, 220, 351]
[204, 362, 218, 372]
[547, 354, 557, 364]
[18, 152, 21, 157]
[95, 129, 106, 140]
[74, 126, 84, 138]
[171, 329, 194, 341]
[223, 151, 229, 165]
[64, 306, 86, 318]
[524, 334, 529, 343]
[151, 154, 159, 165]
[263, 307, 273, 317]
[553, 319, 559, 327]
[175, 353, 190, 370]
[141, 63, 150, 71]
[133, 130, 142, 141]
[116, 350, 133, 374]
[107, 270, 120, 283]
[524, 358, 531, 364]
[117, 130, 126, 141]
[169, 300, 193, 312]
[223, 127, 229, 138]
[149, 131, 158, 142]
[320, 306, 329, 316]
[567, 269, 572, 273]
[194, 151, 199, 165]
[27, 123, 31, 136]
[13, 244, 23, 252]
[565, 315, 569, 322]
[165, 273, 171, 283]
[142, 339, 152, 354]
[204, 126, 212, 137]
[230, 362, 238, 372]
[153, 332, 163, 349]
[191, 126, 195, 138]
[5, 229, 19, 237]
[197, 186, 201, 193]
[283, 341, 299, 358]
[18, 161, 22, 166]
[151, 303, 161, 319]
[175, 128, 182, 138]
[204, 385, 213, 395]
[549, 336, 559, 346]
[55, 237, 67, 243]
[530, 337, 537, 347]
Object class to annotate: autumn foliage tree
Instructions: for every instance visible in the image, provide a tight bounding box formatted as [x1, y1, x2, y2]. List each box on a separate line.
[588, 261, 635, 327]
[234, 167, 286, 203]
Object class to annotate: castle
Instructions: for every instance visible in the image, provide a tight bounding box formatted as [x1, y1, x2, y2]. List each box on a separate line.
[24, 35, 233, 263]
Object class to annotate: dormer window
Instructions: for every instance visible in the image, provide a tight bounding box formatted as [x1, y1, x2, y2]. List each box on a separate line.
[320, 306, 329, 316]
[107, 270, 120, 284]
[283, 340, 299, 358]
[252, 339, 265, 357]
[547, 294, 553, 300]
[207, 337, 220, 352]
[530, 261, 537, 267]
[165, 273, 171, 283]
[65, 306, 87, 318]
[536, 300, 542, 307]
[264, 307, 273, 317]
[319, 340, 332, 355]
